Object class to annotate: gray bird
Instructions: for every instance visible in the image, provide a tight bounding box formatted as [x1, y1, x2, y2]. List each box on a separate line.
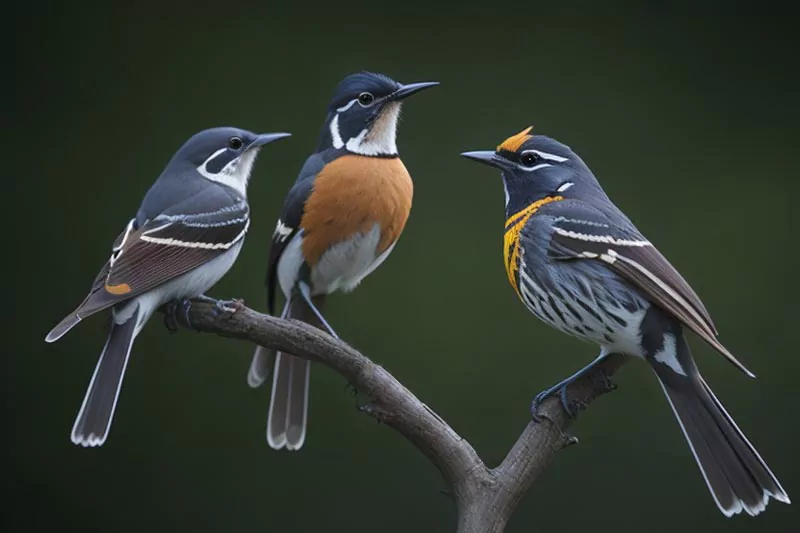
[461, 126, 790, 516]
[45, 127, 290, 447]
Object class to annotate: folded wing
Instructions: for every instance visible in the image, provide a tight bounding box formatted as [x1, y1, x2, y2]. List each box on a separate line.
[46, 197, 249, 342]
[540, 199, 754, 378]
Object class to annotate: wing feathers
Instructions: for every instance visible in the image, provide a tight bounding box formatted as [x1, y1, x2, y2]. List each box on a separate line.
[544, 201, 754, 378]
[47, 203, 249, 339]
[266, 176, 315, 315]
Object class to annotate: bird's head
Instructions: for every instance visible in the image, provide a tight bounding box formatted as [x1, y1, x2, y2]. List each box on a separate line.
[318, 71, 438, 156]
[174, 127, 291, 196]
[461, 127, 605, 215]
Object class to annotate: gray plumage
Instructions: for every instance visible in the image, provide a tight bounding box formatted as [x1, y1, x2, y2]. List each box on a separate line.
[46, 127, 289, 446]
[461, 132, 789, 516]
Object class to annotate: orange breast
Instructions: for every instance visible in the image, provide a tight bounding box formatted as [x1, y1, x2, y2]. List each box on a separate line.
[300, 155, 414, 266]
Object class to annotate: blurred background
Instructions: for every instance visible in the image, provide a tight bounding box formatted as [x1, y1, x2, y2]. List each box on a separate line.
[7, 2, 798, 532]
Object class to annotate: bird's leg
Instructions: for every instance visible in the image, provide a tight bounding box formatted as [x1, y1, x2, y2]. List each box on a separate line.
[531, 352, 613, 422]
[163, 298, 196, 331]
[297, 281, 339, 339]
[195, 294, 245, 316]
[163, 301, 179, 333]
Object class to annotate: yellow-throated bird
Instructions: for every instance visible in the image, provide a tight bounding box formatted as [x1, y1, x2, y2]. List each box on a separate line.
[461, 127, 789, 516]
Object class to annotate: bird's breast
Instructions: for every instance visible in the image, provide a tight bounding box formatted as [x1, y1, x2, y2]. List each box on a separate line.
[300, 155, 413, 266]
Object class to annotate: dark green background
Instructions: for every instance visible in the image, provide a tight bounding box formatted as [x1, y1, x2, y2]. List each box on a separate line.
[7, 3, 798, 532]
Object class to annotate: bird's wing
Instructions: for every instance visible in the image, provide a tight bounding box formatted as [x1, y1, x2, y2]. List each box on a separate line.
[67, 195, 249, 321]
[538, 199, 754, 378]
[264, 153, 330, 314]
[265, 175, 315, 314]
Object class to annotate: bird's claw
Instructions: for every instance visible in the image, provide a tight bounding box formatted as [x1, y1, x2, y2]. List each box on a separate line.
[163, 303, 178, 334]
[530, 359, 616, 422]
[194, 294, 244, 316]
[530, 389, 552, 423]
[211, 298, 245, 317]
[163, 298, 194, 332]
[531, 383, 584, 422]
[561, 433, 580, 448]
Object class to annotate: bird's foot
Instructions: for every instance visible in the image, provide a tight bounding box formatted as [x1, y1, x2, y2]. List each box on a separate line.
[530, 354, 612, 422]
[531, 383, 577, 422]
[561, 433, 580, 448]
[530, 378, 589, 422]
[530, 365, 616, 422]
[195, 294, 245, 316]
[163, 303, 179, 334]
[163, 298, 194, 332]
[214, 298, 245, 316]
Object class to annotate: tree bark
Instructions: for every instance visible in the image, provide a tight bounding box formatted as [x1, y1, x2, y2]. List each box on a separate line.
[165, 300, 625, 532]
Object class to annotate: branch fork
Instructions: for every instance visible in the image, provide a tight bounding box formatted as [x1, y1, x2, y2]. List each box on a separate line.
[165, 300, 625, 533]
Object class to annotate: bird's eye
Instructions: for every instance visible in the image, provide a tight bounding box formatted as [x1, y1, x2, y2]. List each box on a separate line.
[228, 136, 243, 150]
[520, 151, 542, 168]
[357, 92, 375, 106]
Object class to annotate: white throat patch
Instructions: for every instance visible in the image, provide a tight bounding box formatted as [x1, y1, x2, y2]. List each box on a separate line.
[329, 102, 401, 156]
[197, 147, 260, 197]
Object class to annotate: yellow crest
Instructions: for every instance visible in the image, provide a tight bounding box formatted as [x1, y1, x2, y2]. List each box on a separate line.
[496, 126, 533, 153]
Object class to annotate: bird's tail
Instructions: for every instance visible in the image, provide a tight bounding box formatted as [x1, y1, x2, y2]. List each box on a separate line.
[649, 332, 790, 516]
[246, 298, 291, 389]
[248, 294, 326, 451]
[70, 303, 141, 447]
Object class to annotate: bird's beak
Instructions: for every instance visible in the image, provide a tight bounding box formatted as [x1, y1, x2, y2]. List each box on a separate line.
[389, 81, 440, 101]
[460, 150, 512, 171]
[251, 132, 292, 148]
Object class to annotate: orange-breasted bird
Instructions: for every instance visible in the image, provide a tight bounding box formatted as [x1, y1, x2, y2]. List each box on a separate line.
[247, 72, 438, 450]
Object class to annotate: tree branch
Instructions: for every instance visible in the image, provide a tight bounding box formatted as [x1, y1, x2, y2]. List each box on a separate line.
[167, 301, 625, 533]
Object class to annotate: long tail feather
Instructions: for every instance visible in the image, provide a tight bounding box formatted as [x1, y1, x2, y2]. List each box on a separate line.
[46, 313, 82, 343]
[264, 293, 327, 451]
[247, 300, 291, 388]
[649, 333, 789, 516]
[70, 304, 140, 447]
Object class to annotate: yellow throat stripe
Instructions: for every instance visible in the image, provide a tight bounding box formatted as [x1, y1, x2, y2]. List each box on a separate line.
[503, 196, 564, 296]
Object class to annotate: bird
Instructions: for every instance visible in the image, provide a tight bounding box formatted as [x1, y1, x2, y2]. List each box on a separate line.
[45, 127, 291, 447]
[247, 71, 438, 451]
[460, 126, 790, 516]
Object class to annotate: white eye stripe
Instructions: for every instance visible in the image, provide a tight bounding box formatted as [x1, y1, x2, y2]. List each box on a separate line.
[521, 162, 552, 172]
[530, 149, 568, 162]
[336, 99, 358, 113]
